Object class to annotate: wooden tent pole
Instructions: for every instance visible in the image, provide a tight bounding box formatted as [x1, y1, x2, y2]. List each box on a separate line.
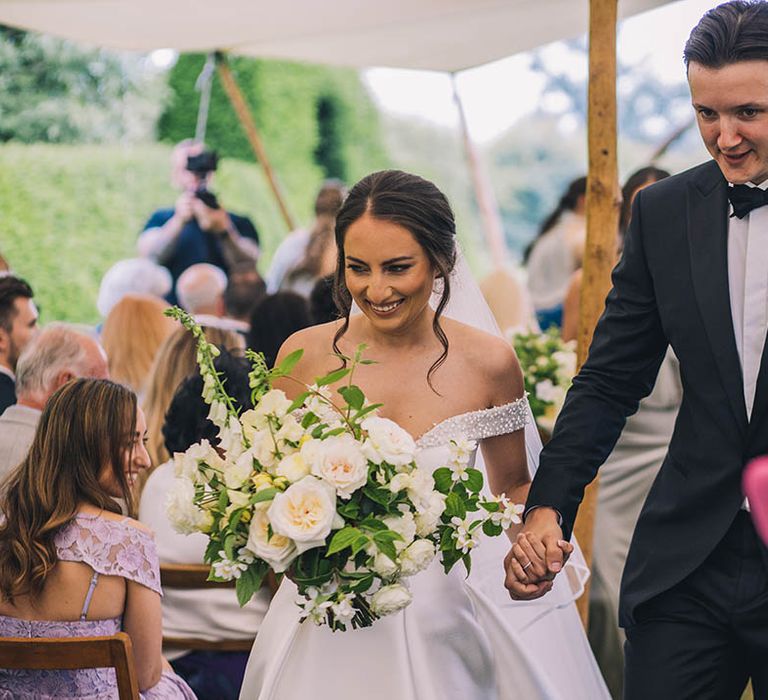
[450, 74, 509, 268]
[215, 52, 297, 231]
[573, 0, 621, 627]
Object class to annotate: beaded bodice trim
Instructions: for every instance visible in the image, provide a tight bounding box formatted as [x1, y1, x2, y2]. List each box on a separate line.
[55, 514, 162, 595]
[416, 396, 530, 449]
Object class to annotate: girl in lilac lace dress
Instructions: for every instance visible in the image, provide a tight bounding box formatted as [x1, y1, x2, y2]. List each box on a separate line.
[0, 378, 196, 700]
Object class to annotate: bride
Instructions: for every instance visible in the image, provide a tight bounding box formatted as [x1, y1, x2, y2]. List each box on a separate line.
[240, 170, 609, 699]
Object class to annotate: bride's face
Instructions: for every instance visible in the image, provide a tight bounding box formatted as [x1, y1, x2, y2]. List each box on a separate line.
[343, 212, 436, 332]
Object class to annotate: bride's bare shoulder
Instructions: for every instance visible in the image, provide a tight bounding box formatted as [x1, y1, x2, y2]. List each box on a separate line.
[275, 320, 343, 379]
[442, 317, 523, 387]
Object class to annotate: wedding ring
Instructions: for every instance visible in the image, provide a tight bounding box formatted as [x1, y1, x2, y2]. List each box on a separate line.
[522, 561, 533, 571]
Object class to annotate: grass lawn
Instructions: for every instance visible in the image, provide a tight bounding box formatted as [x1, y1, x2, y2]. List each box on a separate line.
[0, 142, 304, 325]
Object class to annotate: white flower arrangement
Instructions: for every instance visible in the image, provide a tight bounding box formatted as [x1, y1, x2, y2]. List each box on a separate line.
[164, 308, 523, 631]
[508, 327, 577, 432]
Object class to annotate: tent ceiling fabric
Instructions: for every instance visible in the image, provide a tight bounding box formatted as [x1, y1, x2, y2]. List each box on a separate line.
[0, 0, 673, 71]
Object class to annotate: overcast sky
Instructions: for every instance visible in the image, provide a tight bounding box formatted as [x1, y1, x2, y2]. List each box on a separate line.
[364, 0, 721, 142]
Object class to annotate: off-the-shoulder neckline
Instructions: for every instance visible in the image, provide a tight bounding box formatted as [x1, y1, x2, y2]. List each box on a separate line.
[414, 396, 527, 447]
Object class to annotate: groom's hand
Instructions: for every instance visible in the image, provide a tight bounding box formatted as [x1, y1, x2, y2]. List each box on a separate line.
[504, 507, 570, 600]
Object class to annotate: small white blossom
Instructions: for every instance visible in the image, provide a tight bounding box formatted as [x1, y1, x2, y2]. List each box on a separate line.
[211, 551, 248, 580]
[451, 516, 482, 554]
[298, 586, 333, 625]
[331, 593, 357, 626]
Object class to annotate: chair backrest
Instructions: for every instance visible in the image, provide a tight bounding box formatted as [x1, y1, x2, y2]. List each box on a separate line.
[0, 632, 140, 700]
[159, 562, 279, 652]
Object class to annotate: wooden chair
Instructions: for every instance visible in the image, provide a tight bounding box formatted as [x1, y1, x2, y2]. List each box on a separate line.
[159, 563, 279, 653]
[0, 632, 140, 700]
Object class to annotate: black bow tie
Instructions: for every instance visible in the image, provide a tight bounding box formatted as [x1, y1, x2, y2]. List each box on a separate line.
[728, 184, 768, 219]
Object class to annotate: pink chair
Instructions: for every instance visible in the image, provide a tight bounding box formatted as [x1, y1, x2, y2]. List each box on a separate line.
[744, 456, 768, 545]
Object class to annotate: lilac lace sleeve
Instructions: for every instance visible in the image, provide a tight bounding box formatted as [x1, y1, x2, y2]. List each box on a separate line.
[55, 515, 162, 595]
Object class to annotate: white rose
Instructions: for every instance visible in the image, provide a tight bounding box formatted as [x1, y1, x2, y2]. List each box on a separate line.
[370, 583, 412, 616]
[165, 477, 212, 534]
[371, 551, 399, 578]
[361, 416, 416, 468]
[223, 450, 255, 489]
[310, 435, 368, 499]
[246, 507, 297, 573]
[414, 492, 446, 537]
[383, 508, 417, 552]
[388, 472, 411, 494]
[276, 452, 310, 483]
[399, 539, 436, 577]
[268, 476, 337, 554]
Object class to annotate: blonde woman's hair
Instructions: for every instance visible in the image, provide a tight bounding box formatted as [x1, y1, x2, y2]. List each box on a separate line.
[100, 293, 176, 396]
[0, 379, 137, 602]
[140, 325, 244, 480]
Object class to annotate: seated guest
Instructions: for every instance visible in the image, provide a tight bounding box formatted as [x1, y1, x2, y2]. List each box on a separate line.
[142, 325, 244, 477]
[139, 352, 269, 700]
[97, 258, 173, 320]
[0, 378, 195, 698]
[178, 263, 249, 334]
[0, 324, 109, 482]
[224, 262, 267, 332]
[246, 292, 312, 368]
[0, 274, 39, 415]
[100, 293, 177, 400]
[309, 274, 338, 325]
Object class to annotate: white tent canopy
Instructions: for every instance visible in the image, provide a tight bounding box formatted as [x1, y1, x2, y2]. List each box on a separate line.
[0, 0, 672, 71]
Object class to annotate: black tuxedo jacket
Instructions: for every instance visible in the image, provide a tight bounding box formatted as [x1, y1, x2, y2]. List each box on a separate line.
[526, 160, 768, 627]
[0, 372, 15, 416]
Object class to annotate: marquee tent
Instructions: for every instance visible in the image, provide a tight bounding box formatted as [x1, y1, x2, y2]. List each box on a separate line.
[0, 0, 671, 71]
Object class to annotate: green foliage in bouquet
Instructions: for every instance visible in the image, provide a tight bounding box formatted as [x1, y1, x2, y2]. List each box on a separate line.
[166, 308, 523, 631]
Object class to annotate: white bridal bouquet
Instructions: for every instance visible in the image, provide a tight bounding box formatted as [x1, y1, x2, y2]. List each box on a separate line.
[508, 327, 576, 432]
[166, 309, 524, 631]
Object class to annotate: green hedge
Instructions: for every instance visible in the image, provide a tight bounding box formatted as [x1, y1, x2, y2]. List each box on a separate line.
[0, 142, 322, 325]
[159, 55, 389, 220]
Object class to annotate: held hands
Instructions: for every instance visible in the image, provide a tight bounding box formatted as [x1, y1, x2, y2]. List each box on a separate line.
[504, 507, 573, 601]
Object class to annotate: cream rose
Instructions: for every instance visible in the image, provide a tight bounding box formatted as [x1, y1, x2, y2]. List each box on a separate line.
[268, 476, 337, 554]
[370, 583, 412, 616]
[310, 435, 368, 499]
[246, 506, 298, 573]
[399, 539, 436, 576]
[361, 416, 416, 468]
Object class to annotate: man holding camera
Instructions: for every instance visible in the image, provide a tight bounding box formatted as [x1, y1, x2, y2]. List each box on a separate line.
[138, 140, 260, 304]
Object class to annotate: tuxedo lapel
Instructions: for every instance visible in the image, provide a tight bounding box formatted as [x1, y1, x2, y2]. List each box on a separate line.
[687, 163, 748, 437]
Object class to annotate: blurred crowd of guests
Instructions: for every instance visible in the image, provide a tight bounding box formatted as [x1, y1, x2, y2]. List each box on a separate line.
[0, 143, 692, 699]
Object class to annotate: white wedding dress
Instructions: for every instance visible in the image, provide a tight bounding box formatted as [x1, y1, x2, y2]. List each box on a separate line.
[239, 399, 610, 700]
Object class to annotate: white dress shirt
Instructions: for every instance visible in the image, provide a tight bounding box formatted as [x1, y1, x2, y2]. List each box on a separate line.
[727, 180, 768, 419]
[727, 180, 768, 512]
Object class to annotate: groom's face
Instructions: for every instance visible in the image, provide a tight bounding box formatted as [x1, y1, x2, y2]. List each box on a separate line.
[689, 59, 768, 185]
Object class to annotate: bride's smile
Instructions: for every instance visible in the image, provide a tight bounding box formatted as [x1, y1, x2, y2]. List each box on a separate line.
[343, 211, 437, 335]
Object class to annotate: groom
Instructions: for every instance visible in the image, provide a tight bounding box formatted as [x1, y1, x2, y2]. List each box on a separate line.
[507, 2, 768, 698]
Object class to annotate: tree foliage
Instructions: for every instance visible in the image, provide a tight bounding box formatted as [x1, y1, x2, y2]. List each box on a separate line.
[158, 54, 388, 218]
[0, 25, 168, 143]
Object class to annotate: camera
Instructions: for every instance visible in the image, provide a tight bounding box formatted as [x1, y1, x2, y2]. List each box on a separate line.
[186, 150, 221, 210]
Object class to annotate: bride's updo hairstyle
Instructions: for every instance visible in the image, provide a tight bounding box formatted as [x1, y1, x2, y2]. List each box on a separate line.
[332, 170, 457, 387]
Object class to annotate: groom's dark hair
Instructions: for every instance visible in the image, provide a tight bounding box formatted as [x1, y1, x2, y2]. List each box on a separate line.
[685, 1, 768, 68]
